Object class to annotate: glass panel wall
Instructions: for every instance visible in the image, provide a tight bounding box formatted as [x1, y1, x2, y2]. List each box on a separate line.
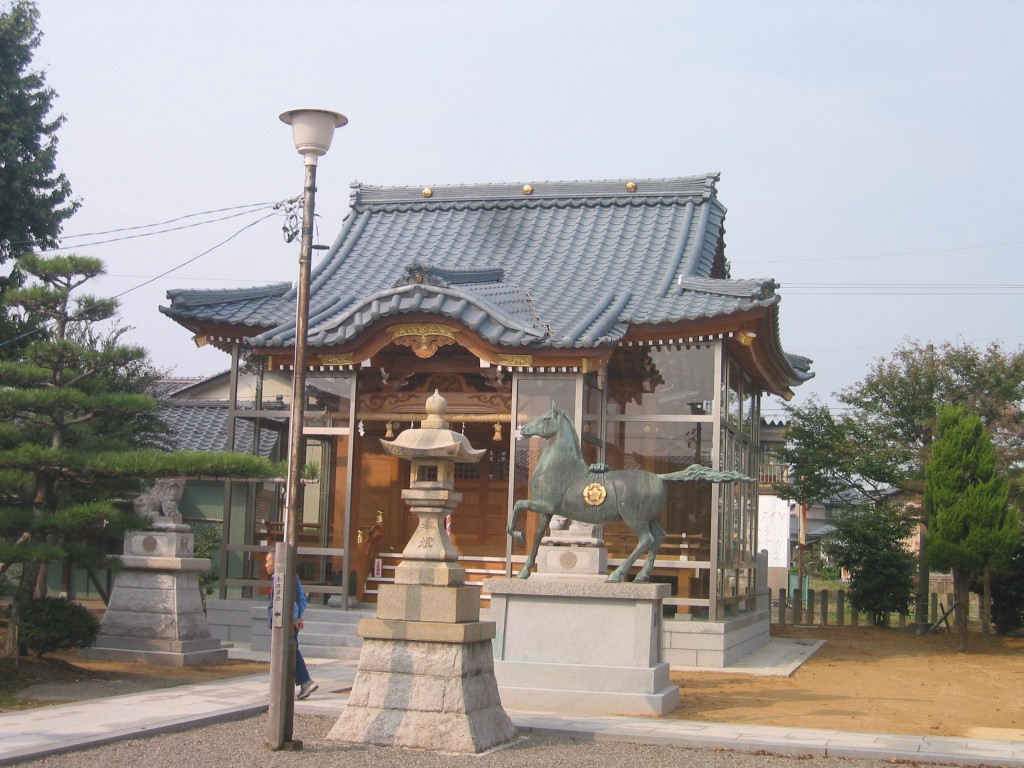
[508, 376, 578, 564]
[716, 352, 760, 617]
[604, 344, 718, 618]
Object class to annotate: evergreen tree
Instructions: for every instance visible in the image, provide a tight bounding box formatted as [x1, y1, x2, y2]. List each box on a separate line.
[781, 339, 1024, 631]
[924, 405, 1019, 651]
[0, 1, 79, 356]
[823, 504, 916, 626]
[0, 253, 282, 655]
[987, 539, 1024, 634]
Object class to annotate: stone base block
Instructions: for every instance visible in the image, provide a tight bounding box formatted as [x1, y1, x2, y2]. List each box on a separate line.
[494, 659, 678, 716]
[376, 584, 480, 623]
[124, 530, 195, 558]
[328, 636, 516, 753]
[536, 544, 607, 576]
[485, 577, 679, 716]
[359, 618, 495, 645]
[497, 680, 678, 716]
[81, 636, 227, 667]
[395, 560, 466, 587]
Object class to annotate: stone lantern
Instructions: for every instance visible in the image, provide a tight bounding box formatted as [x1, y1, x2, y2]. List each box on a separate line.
[328, 391, 516, 753]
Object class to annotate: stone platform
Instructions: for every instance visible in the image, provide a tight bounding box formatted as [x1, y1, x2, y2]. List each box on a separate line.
[485, 577, 679, 716]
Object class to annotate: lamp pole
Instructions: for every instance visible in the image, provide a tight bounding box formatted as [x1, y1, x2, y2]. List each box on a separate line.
[267, 108, 347, 750]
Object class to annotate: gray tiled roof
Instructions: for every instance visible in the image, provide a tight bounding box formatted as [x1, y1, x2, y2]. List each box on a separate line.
[160, 400, 282, 457]
[162, 175, 810, 382]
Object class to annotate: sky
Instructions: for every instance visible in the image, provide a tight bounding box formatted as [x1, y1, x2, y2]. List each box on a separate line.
[26, 1, 1024, 416]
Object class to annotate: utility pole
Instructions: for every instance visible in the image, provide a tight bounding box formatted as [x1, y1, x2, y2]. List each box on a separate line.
[915, 343, 936, 635]
[267, 109, 346, 750]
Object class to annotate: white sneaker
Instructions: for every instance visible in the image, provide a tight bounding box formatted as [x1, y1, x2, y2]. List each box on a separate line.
[296, 681, 318, 700]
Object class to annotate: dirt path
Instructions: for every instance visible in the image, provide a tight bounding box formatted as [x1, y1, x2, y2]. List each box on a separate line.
[670, 624, 1024, 739]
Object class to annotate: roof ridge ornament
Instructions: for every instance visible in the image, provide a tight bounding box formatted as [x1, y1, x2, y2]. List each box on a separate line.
[393, 262, 505, 289]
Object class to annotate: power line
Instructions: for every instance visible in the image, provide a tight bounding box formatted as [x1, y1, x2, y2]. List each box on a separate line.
[743, 239, 1024, 265]
[0, 211, 279, 349]
[783, 283, 1024, 296]
[59, 201, 279, 240]
[31, 207, 281, 254]
[111, 212, 278, 300]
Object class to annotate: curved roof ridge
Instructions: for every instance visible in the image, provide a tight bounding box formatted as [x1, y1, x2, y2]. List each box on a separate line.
[248, 282, 548, 349]
[656, 200, 697, 297]
[563, 289, 620, 345]
[164, 282, 289, 308]
[578, 290, 633, 347]
[677, 276, 778, 301]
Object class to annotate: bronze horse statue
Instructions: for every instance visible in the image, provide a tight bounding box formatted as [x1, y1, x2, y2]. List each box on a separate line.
[508, 402, 752, 582]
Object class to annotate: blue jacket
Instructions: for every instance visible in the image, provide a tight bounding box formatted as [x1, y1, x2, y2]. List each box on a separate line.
[266, 573, 307, 628]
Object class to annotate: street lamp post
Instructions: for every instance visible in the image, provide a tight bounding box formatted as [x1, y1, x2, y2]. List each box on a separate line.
[267, 107, 347, 750]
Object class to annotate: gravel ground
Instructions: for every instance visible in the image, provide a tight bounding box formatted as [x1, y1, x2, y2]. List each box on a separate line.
[15, 714, 962, 768]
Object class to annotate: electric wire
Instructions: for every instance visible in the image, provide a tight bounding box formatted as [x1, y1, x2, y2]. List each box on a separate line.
[109, 211, 278, 300]
[0, 209, 279, 349]
[59, 201, 278, 239]
[28, 207, 279, 254]
[744, 239, 1024, 265]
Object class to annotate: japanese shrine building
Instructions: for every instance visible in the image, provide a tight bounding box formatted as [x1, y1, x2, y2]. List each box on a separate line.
[161, 174, 812, 666]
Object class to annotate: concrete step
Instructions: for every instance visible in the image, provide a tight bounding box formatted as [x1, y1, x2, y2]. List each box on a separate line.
[298, 644, 362, 661]
[302, 607, 372, 623]
[300, 621, 360, 635]
[248, 604, 374, 656]
[299, 632, 363, 648]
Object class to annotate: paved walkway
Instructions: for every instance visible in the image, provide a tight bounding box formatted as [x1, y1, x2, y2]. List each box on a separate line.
[2, 643, 1022, 766]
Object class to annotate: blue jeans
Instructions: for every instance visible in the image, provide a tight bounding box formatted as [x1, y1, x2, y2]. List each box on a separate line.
[294, 628, 310, 685]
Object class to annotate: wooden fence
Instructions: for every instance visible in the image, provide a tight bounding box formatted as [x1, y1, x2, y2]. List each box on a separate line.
[772, 588, 976, 627]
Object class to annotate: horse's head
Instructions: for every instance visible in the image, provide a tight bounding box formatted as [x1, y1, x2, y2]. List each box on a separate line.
[518, 401, 566, 440]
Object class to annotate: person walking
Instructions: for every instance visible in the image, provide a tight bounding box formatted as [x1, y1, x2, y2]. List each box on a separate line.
[265, 550, 318, 699]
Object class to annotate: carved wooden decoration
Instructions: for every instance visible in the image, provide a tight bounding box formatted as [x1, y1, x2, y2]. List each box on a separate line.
[390, 323, 458, 359]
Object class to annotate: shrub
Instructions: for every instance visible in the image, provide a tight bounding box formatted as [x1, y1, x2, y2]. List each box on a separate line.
[192, 523, 222, 605]
[19, 597, 100, 657]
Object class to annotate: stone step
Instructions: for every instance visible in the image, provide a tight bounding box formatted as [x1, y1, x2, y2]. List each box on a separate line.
[302, 607, 373, 623]
[299, 631, 363, 648]
[300, 618, 360, 632]
[298, 644, 362, 661]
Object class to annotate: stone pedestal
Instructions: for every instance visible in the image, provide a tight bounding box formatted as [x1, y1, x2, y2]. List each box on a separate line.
[328, 391, 516, 754]
[329, 575, 516, 752]
[84, 529, 227, 667]
[485, 578, 679, 716]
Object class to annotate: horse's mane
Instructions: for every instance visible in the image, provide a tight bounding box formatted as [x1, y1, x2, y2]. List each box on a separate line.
[552, 405, 584, 462]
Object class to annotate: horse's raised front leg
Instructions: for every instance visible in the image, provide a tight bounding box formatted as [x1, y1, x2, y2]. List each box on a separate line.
[517, 512, 552, 579]
[507, 499, 555, 579]
[507, 500, 530, 545]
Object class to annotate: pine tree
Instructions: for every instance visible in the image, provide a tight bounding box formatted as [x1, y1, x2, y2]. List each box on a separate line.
[0, 254, 282, 656]
[924, 405, 1019, 651]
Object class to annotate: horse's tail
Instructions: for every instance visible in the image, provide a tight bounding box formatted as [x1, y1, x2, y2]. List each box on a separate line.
[658, 466, 754, 483]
